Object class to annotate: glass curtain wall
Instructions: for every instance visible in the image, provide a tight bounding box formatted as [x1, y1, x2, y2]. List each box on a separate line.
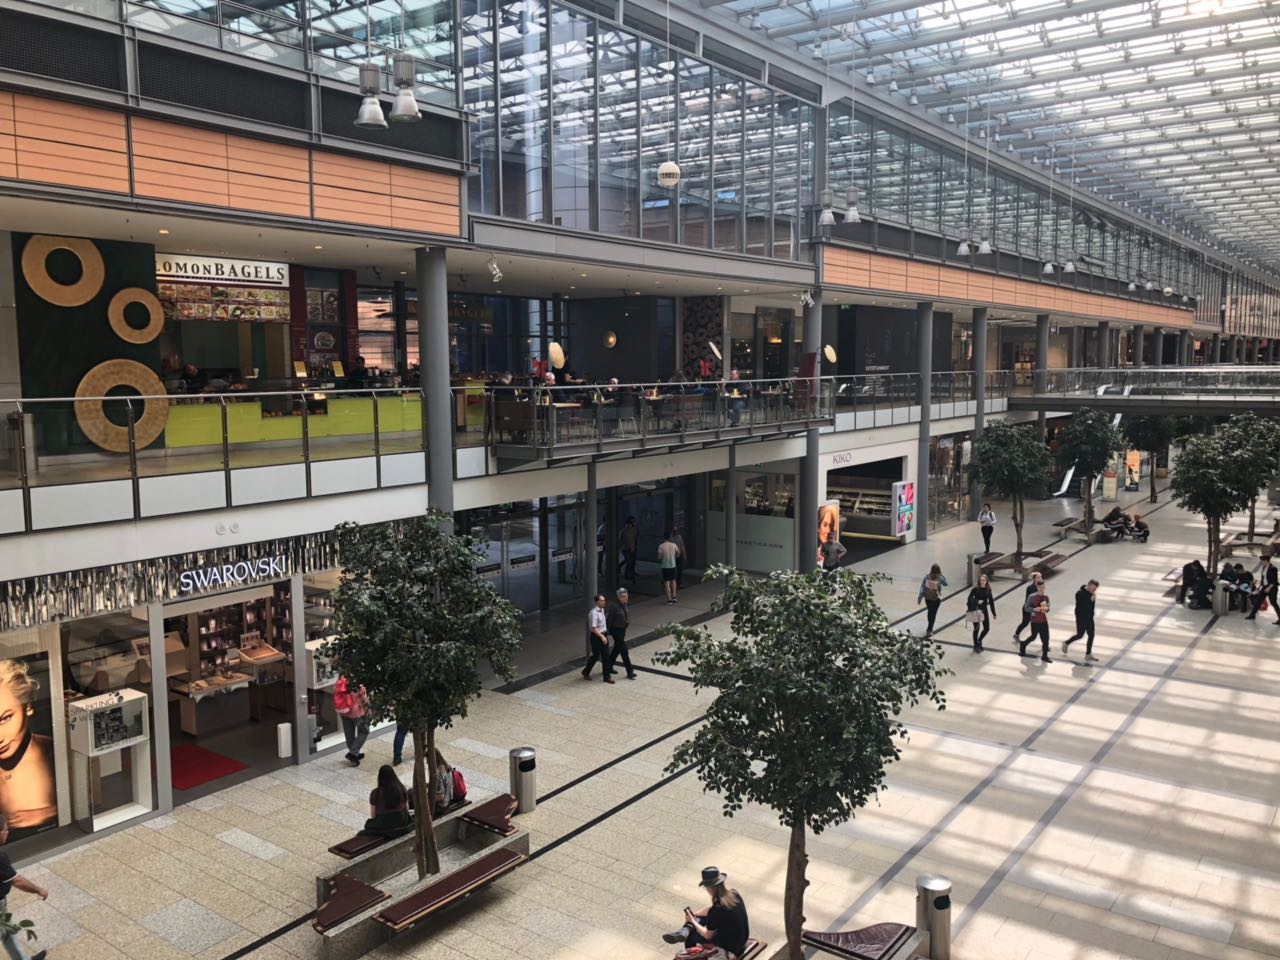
[466, 0, 811, 259]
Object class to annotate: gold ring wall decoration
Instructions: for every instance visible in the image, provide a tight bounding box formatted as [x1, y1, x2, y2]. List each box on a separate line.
[74, 360, 170, 453]
[21, 235, 106, 307]
[108, 288, 165, 344]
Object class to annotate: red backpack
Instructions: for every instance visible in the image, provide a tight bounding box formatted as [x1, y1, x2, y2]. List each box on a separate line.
[450, 767, 467, 802]
[333, 677, 360, 718]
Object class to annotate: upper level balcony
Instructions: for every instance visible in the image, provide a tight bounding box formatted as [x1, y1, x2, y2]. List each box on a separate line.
[0, 372, 1013, 537]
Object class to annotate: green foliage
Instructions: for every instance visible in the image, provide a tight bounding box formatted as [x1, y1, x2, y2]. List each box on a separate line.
[0, 912, 35, 944]
[327, 509, 522, 733]
[1218, 413, 1280, 504]
[653, 566, 948, 833]
[971, 419, 1053, 502]
[1122, 416, 1177, 460]
[1057, 407, 1124, 483]
[1171, 434, 1253, 570]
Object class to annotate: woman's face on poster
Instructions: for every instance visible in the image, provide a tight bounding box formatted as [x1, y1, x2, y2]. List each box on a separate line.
[818, 508, 836, 541]
[0, 682, 30, 761]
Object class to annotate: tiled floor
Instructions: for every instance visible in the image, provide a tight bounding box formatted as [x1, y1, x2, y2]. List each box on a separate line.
[6, 487, 1279, 960]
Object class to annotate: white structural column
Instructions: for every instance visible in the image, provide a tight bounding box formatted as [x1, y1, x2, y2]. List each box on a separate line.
[416, 246, 453, 515]
[917, 301, 934, 542]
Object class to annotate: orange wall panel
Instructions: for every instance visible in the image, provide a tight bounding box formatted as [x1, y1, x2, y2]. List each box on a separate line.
[12, 95, 128, 193]
[0, 93, 15, 180]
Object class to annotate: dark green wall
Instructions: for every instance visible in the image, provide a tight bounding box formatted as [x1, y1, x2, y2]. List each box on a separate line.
[12, 234, 161, 453]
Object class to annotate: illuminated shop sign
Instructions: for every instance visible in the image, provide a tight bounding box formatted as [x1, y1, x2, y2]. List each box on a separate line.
[177, 555, 289, 593]
[156, 254, 290, 287]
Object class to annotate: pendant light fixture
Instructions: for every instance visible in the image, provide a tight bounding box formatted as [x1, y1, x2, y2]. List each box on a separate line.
[815, 3, 835, 229]
[388, 3, 421, 123]
[354, 0, 388, 128]
[1042, 127, 1056, 274]
[1062, 132, 1078, 275]
[818, 188, 837, 226]
[844, 186, 861, 224]
[956, 93, 971, 257]
[657, 0, 681, 188]
[976, 71, 994, 256]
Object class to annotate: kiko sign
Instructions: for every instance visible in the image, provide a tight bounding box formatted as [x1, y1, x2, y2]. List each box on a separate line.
[177, 556, 288, 593]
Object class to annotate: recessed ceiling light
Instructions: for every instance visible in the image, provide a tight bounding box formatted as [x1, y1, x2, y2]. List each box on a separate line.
[570, 285, 576, 290]
[717, 286, 723, 291]
[157, 228, 170, 235]
[314, 244, 324, 250]
[400, 270, 407, 275]
[743, 289, 750, 293]
[580, 273, 588, 278]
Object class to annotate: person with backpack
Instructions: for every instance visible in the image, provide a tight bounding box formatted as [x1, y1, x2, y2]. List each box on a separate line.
[1012, 572, 1045, 643]
[977, 503, 997, 553]
[1018, 583, 1053, 663]
[1246, 555, 1280, 622]
[916, 564, 948, 636]
[432, 748, 467, 815]
[333, 674, 370, 766]
[965, 573, 996, 653]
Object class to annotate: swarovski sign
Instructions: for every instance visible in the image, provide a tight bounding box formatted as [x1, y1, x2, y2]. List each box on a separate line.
[177, 556, 288, 593]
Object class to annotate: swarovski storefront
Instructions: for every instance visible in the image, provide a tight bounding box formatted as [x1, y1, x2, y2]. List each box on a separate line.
[0, 532, 366, 860]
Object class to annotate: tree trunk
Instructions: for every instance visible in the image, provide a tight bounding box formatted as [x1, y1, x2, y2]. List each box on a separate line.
[783, 820, 809, 960]
[1249, 497, 1258, 541]
[411, 727, 441, 879]
[1012, 497, 1024, 557]
[1084, 478, 1094, 530]
[1149, 451, 1158, 503]
[1207, 517, 1218, 575]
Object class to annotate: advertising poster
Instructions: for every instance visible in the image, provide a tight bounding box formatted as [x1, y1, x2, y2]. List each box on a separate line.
[892, 481, 916, 537]
[817, 498, 841, 567]
[0, 653, 58, 839]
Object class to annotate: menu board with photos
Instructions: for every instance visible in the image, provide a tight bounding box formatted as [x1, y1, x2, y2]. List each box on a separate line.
[157, 281, 291, 324]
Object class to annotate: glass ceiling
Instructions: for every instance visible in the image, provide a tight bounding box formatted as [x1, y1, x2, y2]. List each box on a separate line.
[705, 0, 1280, 273]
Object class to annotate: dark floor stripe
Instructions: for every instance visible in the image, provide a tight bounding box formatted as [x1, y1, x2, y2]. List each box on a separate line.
[221, 911, 316, 959]
[951, 611, 1221, 938]
[630, 663, 700, 683]
[528, 763, 697, 864]
[537, 713, 706, 803]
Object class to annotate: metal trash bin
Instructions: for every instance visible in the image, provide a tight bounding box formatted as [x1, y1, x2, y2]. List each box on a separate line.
[509, 746, 537, 814]
[967, 552, 984, 588]
[915, 874, 952, 960]
[1213, 581, 1230, 616]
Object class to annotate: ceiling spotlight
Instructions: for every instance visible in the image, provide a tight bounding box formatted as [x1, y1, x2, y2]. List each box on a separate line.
[844, 186, 862, 224]
[945, 107, 956, 124]
[888, 79, 899, 93]
[1128, 280, 1138, 291]
[389, 50, 422, 122]
[1043, 261, 1056, 275]
[157, 228, 170, 235]
[866, 70, 876, 84]
[1063, 259, 1076, 274]
[957, 239, 971, 256]
[909, 91, 920, 106]
[977, 238, 992, 255]
[355, 61, 387, 129]
[818, 187, 836, 226]
[487, 255, 503, 283]
[1144, 280, 1155, 291]
[799, 289, 815, 308]
[1181, 294, 1190, 304]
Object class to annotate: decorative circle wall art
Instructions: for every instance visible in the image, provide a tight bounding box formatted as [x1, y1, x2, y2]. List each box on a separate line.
[21, 235, 106, 307]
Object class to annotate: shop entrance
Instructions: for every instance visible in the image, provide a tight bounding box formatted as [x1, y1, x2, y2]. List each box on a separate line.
[463, 500, 584, 614]
[161, 582, 299, 801]
[826, 457, 905, 564]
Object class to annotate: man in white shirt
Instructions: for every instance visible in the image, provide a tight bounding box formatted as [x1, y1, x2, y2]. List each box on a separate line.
[671, 524, 687, 587]
[582, 594, 615, 684]
[657, 532, 683, 604]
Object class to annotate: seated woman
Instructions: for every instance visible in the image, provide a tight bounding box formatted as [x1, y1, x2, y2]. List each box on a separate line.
[1131, 513, 1150, 543]
[363, 764, 414, 839]
[432, 748, 462, 816]
[662, 867, 750, 959]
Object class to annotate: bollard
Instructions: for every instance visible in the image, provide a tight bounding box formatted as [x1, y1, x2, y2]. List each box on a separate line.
[915, 874, 952, 960]
[509, 746, 537, 813]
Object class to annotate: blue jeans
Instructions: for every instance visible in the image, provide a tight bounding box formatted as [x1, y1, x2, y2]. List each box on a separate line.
[393, 724, 409, 763]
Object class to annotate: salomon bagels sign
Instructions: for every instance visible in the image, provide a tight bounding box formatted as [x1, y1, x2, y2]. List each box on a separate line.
[177, 556, 288, 593]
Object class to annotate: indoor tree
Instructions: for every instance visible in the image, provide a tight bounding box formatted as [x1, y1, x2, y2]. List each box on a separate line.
[1218, 412, 1280, 540]
[1122, 415, 1178, 504]
[969, 418, 1053, 557]
[1056, 407, 1124, 528]
[328, 509, 522, 878]
[653, 566, 947, 960]
[1170, 433, 1252, 573]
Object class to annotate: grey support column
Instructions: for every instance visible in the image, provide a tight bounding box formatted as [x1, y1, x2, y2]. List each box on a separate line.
[917, 301, 934, 542]
[1210, 333, 1221, 365]
[1179, 330, 1190, 366]
[289, 573, 309, 762]
[147, 603, 173, 812]
[417, 246, 453, 515]
[798, 288, 823, 569]
[1151, 329, 1163, 367]
[970, 307, 988, 521]
[1035, 313, 1050, 439]
[1097, 321, 1111, 368]
[725, 445, 737, 568]
[1132, 325, 1145, 368]
[1230, 335, 1241, 364]
[585, 463, 597, 629]
[1254, 337, 1262, 364]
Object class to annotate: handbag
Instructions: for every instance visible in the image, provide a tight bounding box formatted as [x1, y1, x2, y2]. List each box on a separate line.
[965, 609, 985, 624]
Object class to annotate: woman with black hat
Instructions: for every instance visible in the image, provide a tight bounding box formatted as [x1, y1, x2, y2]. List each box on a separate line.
[662, 866, 750, 958]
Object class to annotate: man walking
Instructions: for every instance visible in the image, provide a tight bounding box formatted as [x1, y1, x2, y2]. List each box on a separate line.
[620, 516, 639, 582]
[671, 524, 687, 587]
[658, 530, 682, 604]
[820, 529, 848, 571]
[606, 588, 637, 680]
[1018, 582, 1052, 663]
[1063, 579, 1099, 662]
[0, 814, 48, 960]
[1012, 572, 1045, 644]
[1246, 554, 1280, 623]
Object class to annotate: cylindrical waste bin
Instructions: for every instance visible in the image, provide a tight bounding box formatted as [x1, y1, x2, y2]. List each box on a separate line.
[509, 746, 537, 813]
[276, 722, 293, 759]
[967, 552, 983, 588]
[1212, 581, 1230, 616]
[915, 874, 952, 960]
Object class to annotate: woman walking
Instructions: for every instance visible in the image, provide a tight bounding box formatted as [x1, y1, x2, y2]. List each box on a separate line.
[977, 503, 997, 553]
[966, 573, 997, 652]
[917, 563, 948, 636]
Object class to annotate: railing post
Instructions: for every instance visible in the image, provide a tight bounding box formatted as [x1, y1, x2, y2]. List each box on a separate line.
[15, 403, 31, 533]
[419, 387, 430, 482]
[302, 392, 312, 497]
[372, 391, 382, 489]
[220, 397, 231, 508]
[126, 397, 141, 521]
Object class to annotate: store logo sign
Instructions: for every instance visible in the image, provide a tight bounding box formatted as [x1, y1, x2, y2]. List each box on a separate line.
[178, 556, 288, 593]
[156, 254, 289, 287]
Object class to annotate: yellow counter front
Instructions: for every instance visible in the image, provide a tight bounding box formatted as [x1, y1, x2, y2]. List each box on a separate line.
[164, 396, 425, 449]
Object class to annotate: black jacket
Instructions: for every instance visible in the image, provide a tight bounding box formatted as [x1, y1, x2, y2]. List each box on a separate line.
[606, 602, 630, 633]
[1074, 587, 1095, 621]
[966, 586, 996, 613]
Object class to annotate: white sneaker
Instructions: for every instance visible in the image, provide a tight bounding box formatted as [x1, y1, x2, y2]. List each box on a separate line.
[1085, 654, 1099, 662]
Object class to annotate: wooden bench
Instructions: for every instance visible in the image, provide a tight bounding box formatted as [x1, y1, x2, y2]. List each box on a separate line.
[314, 874, 390, 934]
[328, 798, 469, 860]
[802, 921, 925, 960]
[459, 793, 518, 838]
[1220, 530, 1280, 559]
[1031, 554, 1068, 576]
[978, 552, 1022, 580]
[737, 938, 768, 959]
[1161, 568, 1183, 583]
[374, 846, 525, 933]
[1051, 517, 1080, 541]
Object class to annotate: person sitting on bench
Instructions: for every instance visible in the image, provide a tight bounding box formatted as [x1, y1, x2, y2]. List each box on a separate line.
[662, 866, 750, 959]
[1218, 561, 1240, 609]
[1101, 506, 1129, 540]
[364, 764, 414, 839]
[1131, 513, 1150, 543]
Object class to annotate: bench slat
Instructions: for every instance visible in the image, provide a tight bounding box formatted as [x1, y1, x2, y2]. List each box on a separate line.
[313, 875, 390, 933]
[802, 922, 916, 960]
[459, 793, 518, 837]
[374, 847, 525, 932]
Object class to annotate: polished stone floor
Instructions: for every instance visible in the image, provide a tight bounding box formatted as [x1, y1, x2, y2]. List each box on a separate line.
[7, 487, 1278, 960]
